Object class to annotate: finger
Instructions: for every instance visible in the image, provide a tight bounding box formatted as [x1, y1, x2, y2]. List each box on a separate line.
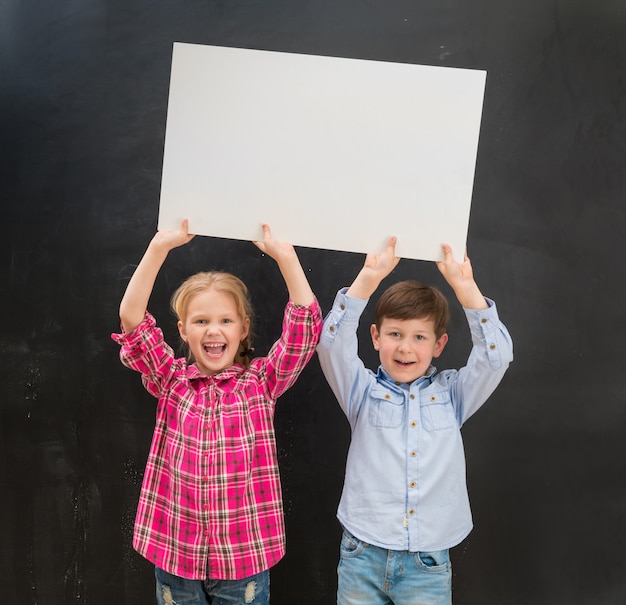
[435, 244, 449, 269]
[386, 236, 401, 264]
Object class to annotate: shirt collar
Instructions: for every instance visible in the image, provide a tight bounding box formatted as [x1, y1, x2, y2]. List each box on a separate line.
[376, 364, 438, 387]
[187, 363, 246, 381]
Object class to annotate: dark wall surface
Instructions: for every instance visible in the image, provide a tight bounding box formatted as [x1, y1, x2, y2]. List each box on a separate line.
[1, 1, 625, 603]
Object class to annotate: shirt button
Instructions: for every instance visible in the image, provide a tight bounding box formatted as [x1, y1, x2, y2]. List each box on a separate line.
[410, 451, 416, 457]
[489, 343, 497, 350]
[409, 509, 415, 515]
[385, 394, 390, 400]
[410, 421, 417, 428]
[329, 325, 335, 332]
[203, 530, 209, 536]
[340, 304, 345, 310]
[203, 477, 209, 483]
[430, 395, 436, 402]
[481, 317, 488, 324]
[410, 394, 415, 400]
[409, 481, 416, 488]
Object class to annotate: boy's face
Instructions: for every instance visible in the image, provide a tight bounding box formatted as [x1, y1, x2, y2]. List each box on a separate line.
[370, 316, 448, 384]
[178, 288, 250, 376]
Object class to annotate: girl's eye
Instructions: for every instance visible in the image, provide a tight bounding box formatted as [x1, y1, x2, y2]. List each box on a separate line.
[222, 318, 233, 324]
[196, 319, 207, 325]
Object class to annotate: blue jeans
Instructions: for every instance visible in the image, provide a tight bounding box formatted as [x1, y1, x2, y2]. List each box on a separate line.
[337, 529, 452, 605]
[155, 567, 270, 605]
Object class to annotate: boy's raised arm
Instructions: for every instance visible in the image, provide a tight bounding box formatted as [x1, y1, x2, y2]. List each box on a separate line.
[119, 219, 195, 333]
[253, 223, 314, 306]
[347, 236, 401, 300]
[436, 243, 488, 310]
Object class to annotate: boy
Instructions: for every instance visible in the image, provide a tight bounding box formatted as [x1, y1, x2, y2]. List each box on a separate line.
[317, 237, 513, 605]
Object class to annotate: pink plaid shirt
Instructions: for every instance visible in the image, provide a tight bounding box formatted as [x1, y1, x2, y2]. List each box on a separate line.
[111, 298, 322, 580]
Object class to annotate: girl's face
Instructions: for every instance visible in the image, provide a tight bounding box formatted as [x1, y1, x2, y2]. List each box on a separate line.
[177, 288, 250, 376]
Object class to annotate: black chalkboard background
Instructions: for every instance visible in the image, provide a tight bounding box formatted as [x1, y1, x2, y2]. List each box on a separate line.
[1, 1, 625, 604]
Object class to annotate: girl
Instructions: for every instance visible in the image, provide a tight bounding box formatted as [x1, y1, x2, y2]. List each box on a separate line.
[112, 220, 322, 604]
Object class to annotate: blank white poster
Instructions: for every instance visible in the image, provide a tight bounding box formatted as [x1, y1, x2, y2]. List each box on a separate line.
[158, 43, 486, 262]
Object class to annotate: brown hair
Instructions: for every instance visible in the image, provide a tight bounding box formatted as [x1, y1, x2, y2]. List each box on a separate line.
[170, 271, 255, 367]
[374, 280, 450, 338]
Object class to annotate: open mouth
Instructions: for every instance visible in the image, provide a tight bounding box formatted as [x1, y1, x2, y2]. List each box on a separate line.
[203, 343, 226, 357]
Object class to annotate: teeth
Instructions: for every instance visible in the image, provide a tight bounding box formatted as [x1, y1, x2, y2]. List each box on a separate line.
[203, 343, 225, 352]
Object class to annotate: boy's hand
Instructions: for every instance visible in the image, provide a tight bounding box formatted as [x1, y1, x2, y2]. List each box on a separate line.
[361, 236, 400, 280]
[436, 243, 487, 310]
[436, 243, 474, 286]
[151, 218, 195, 251]
[347, 236, 400, 299]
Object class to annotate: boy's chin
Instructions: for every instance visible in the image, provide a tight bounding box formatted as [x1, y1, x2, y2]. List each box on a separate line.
[385, 366, 425, 384]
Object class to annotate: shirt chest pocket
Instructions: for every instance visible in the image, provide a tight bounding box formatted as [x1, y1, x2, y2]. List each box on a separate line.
[368, 387, 405, 429]
[420, 391, 456, 431]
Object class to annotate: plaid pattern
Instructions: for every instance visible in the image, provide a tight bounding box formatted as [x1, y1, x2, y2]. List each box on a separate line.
[112, 299, 322, 580]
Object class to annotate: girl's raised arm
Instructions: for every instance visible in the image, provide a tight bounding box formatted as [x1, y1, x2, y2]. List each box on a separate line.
[119, 219, 195, 332]
[253, 224, 314, 306]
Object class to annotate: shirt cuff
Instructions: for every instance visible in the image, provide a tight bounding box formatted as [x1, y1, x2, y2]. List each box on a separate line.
[110, 311, 156, 345]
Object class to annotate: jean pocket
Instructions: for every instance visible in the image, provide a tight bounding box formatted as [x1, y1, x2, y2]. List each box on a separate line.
[411, 549, 451, 573]
[340, 530, 366, 558]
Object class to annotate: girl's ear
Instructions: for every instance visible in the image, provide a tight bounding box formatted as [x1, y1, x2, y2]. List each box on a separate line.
[177, 320, 187, 342]
[433, 333, 449, 358]
[242, 316, 251, 340]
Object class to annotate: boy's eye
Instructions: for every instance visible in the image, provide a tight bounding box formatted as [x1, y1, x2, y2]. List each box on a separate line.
[389, 331, 401, 338]
[415, 335, 426, 341]
[196, 319, 207, 325]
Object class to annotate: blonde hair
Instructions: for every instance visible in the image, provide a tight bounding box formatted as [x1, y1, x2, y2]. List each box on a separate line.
[170, 271, 255, 368]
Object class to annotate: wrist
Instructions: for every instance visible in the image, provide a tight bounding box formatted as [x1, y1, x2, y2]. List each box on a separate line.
[453, 283, 487, 310]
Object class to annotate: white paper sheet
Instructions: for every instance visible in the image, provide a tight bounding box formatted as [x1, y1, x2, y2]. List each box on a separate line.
[158, 43, 486, 262]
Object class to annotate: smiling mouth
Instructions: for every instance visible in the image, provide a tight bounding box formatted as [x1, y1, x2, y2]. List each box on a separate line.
[395, 360, 415, 366]
[203, 343, 226, 357]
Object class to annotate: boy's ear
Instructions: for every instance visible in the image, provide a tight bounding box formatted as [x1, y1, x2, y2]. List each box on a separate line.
[370, 324, 381, 350]
[433, 333, 449, 358]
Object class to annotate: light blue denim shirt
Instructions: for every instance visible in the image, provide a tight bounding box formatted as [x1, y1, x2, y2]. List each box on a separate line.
[317, 288, 513, 552]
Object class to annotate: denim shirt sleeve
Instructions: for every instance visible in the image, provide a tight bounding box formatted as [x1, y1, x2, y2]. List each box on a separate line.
[317, 288, 372, 426]
[446, 297, 514, 425]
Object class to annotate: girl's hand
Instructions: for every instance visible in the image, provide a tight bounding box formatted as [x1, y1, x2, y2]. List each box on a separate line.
[253, 223, 314, 306]
[252, 223, 297, 264]
[151, 218, 195, 251]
